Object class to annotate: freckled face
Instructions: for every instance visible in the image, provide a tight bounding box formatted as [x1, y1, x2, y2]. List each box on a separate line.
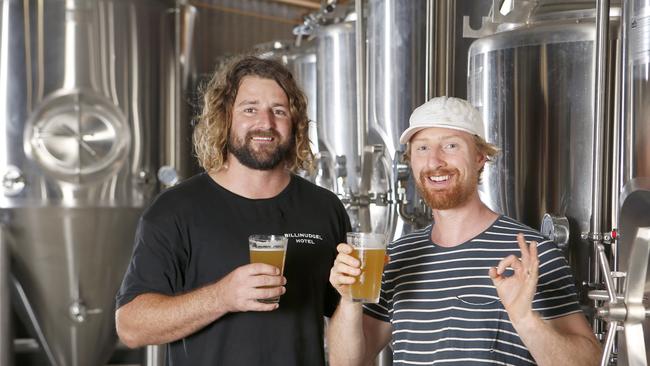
[228, 76, 293, 170]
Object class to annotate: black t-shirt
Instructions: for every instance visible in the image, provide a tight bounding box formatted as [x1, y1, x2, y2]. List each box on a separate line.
[116, 173, 351, 366]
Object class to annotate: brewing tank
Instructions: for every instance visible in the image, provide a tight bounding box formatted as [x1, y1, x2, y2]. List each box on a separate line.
[366, 0, 428, 239]
[468, 7, 618, 306]
[0, 0, 173, 364]
[316, 20, 359, 201]
[617, 0, 650, 362]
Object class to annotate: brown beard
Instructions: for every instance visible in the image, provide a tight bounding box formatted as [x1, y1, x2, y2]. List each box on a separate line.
[416, 167, 476, 210]
[228, 129, 294, 170]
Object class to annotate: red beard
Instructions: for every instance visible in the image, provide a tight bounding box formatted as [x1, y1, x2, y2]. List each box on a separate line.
[416, 167, 476, 210]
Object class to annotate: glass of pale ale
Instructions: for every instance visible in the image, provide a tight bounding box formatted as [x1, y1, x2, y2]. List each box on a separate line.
[346, 232, 386, 303]
[248, 234, 288, 303]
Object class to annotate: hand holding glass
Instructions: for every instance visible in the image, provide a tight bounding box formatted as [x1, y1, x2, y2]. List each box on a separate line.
[248, 234, 288, 303]
[347, 232, 386, 303]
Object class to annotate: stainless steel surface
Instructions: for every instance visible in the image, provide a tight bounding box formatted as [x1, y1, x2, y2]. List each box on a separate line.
[0, 0, 174, 364]
[622, 1, 650, 186]
[355, 0, 370, 232]
[12, 272, 57, 365]
[0, 224, 9, 366]
[618, 0, 650, 361]
[366, 0, 428, 238]
[146, 344, 166, 366]
[614, 178, 650, 365]
[540, 214, 570, 251]
[162, 3, 196, 184]
[468, 8, 618, 307]
[432, 0, 456, 96]
[590, 0, 611, 289]
[316, 20, 360, 210]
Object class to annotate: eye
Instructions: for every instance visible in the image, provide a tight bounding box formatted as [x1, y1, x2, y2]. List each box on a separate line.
[273, 109, 288, 117]
[415, 145, 428, 152]
[243, 107, 255, 113]
[443, 142, 459, 150]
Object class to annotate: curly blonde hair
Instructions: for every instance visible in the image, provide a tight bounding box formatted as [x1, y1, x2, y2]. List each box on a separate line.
[193, 56, 313, 173]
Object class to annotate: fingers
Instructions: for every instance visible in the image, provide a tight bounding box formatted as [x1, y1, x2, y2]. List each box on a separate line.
[495, 254, 522, 275]
[515, 233, 539, 278]
[329, 245, 362, 297]
[336, 243, 354, 255]
[247, 301, 280, 312]
[251, 285, 286, 302]
[245, 262, 281, 275]
[488, 266, 499, 280]
[250, 273, 286, 288]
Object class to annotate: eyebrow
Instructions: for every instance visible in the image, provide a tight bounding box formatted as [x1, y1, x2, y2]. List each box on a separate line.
[236, 100, 259, 107]
[412, 134, 463, 143]
[235, 100, 288, 108]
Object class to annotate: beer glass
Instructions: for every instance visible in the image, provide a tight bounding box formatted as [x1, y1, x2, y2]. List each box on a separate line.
[248, 234, 288, 303]
[346, 232, 386, 303]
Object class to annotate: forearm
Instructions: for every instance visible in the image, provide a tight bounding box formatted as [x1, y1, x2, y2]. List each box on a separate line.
[327, 299, 367, 366]
[116, 284, 228, 348]
[513, 313, 602, 366]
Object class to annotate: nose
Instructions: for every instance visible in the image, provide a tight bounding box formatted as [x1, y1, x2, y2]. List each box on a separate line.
[426, 148, 446, 170]
[257, 108, 276, 129]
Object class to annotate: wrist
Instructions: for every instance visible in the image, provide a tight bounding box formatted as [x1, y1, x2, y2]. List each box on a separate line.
[510, 310, 540, 333]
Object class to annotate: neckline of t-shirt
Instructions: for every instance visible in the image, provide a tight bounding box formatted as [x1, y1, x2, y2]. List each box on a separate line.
[203, 172, 296, 202]
[427, 214, 504, 251]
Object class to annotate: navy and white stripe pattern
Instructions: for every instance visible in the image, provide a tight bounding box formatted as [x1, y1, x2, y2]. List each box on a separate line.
[363, 216, 582, 365]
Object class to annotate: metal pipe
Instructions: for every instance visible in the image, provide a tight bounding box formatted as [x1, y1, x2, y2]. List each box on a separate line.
[600, 320, 619, 366]
[424, 0, 434, 100]
[611, 0, 627, 288]
[434, 0, 455, 97]
[0, 223, 10, 366]
[355, 0, 371, 232]
[146, 344, 166, 366]
[11, 275, 58, 366]
[591, 0, 609, 249]
[597, 244, 618, 304]
[590, 0, 610, 333]
[355, 0, 366, 164]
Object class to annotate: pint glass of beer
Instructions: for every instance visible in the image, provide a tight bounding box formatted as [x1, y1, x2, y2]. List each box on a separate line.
[249, 234, 288, 303]
[346, 232, 386, 303]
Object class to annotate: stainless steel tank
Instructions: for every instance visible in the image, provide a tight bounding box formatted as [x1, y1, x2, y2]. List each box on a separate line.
[316, 19, 359, 199]
[617, 0, 650, 362]
[467, 6, 618, 307]
[366, 0, 428, 239]
[0, 0, 173, 365]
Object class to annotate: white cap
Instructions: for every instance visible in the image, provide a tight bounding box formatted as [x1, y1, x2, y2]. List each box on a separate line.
[399, 96, 485, 144]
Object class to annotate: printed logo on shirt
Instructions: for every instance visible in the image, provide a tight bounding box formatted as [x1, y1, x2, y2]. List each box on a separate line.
[284, 232, 323, 245]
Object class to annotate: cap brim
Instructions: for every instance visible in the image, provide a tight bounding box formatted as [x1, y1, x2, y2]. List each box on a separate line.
[399, 124, 484, 145]
[399, 126, 425, 145]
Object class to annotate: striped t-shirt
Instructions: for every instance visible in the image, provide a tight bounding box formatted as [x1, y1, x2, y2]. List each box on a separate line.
[363, 215, 582, 365]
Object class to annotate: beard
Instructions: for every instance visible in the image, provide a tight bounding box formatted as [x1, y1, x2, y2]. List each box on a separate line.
[228, 129, 294, 170]
[416, 167, 477, 210]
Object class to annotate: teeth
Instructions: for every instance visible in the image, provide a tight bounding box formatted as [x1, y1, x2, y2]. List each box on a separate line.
[429, 175, 449, 182]
[252, 136, 272, 141]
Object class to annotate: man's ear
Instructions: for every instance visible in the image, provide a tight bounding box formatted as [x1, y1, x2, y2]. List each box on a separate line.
[476, 151, 487, 169]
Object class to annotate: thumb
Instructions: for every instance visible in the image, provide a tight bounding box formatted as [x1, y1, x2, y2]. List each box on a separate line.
[488, 267, 501, 286]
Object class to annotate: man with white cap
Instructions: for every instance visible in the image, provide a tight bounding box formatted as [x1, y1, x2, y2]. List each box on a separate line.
[327, 97, 601, 365]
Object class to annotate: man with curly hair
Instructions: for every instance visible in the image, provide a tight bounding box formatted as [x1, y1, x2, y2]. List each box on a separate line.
[115, 56, 351, 365]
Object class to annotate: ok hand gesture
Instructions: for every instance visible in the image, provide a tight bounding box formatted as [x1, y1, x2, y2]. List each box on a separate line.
[488, 233, 539, 323]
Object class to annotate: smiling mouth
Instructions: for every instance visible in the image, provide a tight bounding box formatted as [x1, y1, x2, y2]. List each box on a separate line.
[428, 175, 451, 183]
[251, 136, 274, 142]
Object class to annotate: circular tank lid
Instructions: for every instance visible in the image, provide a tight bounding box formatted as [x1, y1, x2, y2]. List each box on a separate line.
[24, 90, 130, 184]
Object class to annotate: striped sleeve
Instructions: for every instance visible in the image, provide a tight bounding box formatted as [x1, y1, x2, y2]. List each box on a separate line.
[532, 239, 582, 319]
